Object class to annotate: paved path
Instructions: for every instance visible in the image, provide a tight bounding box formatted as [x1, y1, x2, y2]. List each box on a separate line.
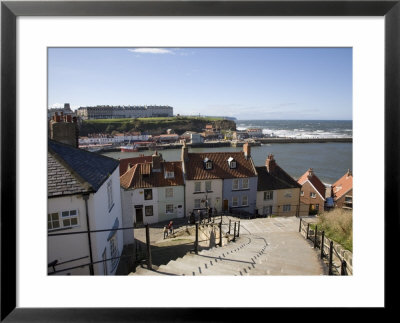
[131, 216, 327, 276]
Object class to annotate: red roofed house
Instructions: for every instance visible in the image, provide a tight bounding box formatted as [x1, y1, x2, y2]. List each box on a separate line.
[297, 168, 326, 216]
[331, 170, 353, 209]
[120, 152, 185, 225]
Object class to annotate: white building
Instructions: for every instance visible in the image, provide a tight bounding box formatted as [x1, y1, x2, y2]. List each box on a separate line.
[120, 153, 185, 225]
[48, 139, 131, 275]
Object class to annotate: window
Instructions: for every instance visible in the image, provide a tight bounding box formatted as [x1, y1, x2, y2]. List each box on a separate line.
[242, 195, 248, 206]
[165, 171, 174, 179]
[194, 199, 201, 209]
[232, 196, 239, 207]
[107, 179, 114, 211]
[284, 191, 292, 198]
[264, 191, 273, 200]
[345, 196, 352, 203]
[205, 161, 213, 169]
[194, 182, 201, 192]
[144, 189, 153, 200]
[232, 179, 239, 190]
[145, 205, 153, 216]
[48, 212, 60, 230]
[166, 204, 174, 214]
[48, 210, 79, 231]
[301, 191, 304, 196]
[165, 187, 173, 198]
[228, 157, 237, 169]
[205, 181, 212, 192]
[310, 192, 316, 198]
[242, 178, 249, 189]
[109, 236, 119, 272]
[283, 205, 291, 212]
[316, 204, 319, 211]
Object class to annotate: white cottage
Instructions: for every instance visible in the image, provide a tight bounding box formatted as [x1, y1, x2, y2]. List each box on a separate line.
[48, 140, 129, 275]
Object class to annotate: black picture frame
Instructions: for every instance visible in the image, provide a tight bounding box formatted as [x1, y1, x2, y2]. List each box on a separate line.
[1, 0, 398, 321]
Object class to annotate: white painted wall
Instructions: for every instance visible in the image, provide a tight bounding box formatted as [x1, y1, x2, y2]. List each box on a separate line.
[256, 190, 277, 216]
[130, 187, 159, 225]
[91, 167, 124, 275]
[48, 194, 91, 275]
[185, 179, 223, 214]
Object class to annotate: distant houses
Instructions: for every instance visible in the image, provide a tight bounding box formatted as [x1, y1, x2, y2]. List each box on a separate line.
[297, 168, 326, 216]
[48, 140, 128, 275]
[331, 170, 353, 210]
[181, 142, 258, 216]
[256, 154, 301, 217]
[120, 152, 185, 225]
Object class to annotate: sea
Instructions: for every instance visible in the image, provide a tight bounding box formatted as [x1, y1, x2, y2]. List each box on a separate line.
[102, 120, 352, 185]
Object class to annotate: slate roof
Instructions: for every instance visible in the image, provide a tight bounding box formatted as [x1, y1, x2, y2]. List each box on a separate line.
[48, 140, 119, 196]
[48, 153, 91, 197]
[120, 161, 184, 189]
[331, 170, 353, 201]
[256, 165, 301, 191]
[184, 152, 257, 180]
[297, 168, 326, 199]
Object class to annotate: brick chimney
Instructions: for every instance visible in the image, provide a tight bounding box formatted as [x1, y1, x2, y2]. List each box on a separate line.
[265, 154, 276, 173]
[307, 168, 314, 179]
[243, 142, 251, 159]
[346, 169, 352, 178]
[152, 151, 162, 172]
[181, 142, 189, 162]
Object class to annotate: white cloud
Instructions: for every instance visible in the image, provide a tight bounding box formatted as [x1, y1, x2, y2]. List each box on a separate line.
[128, 48, 174, 55]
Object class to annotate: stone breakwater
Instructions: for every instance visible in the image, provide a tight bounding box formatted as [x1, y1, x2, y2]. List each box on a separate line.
[257, 137, 352, 144]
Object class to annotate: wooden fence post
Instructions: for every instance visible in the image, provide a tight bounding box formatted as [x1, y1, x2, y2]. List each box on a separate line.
[321, 231, 325, 258]
[233, 222, 237, 242]
[228, 219, 231, 234]
[299, 218, 302, 232]
[328, 241, 334, 275]
[219, 221, 222, 247]
[237, 221, 240, 237]
[314, 225, 318, 248]
[195, 223, 199, 254]
[341, 260, 347, 275]
[145, 224, 152, 270]
[306, 223, 310, 239]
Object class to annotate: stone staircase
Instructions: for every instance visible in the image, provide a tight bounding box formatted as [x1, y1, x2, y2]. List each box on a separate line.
[130, 233, 268, 276]
[129, 216, 327, 276]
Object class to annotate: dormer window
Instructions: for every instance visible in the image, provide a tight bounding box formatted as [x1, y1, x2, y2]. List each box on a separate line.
[164, 171, 174, 179]
[228, 157, 236, 169]
[204, 157, 213, 170]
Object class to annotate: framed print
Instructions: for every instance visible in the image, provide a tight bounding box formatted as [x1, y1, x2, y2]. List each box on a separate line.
[1, 0, 398, 321]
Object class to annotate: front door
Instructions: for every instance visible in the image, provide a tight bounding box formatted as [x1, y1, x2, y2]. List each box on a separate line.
[177, 205, 183, 218]
[223, 199, 229, 211]
[135, 208, 143, 224]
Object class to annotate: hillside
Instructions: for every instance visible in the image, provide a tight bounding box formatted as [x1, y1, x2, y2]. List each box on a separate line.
[79, 116, 237, 136]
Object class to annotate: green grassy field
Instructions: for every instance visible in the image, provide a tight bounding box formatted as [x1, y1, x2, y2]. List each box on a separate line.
[79, 116, 234, 136]
[85, 116, 224, 124]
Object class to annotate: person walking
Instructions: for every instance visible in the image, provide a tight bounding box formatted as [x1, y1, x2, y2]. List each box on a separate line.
[168, 221, 174, 235]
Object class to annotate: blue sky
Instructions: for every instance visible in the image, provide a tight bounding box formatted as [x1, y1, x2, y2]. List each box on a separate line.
[48, 47, 352, 120]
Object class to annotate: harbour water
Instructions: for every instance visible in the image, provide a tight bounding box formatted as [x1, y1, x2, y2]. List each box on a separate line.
[102, 120, 352, 184]
[103, 142, 352, 185]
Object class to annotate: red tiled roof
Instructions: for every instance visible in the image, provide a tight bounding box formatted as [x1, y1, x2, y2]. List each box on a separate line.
[332, 170, 353, 201]
[297, 168, 326, 199]
[120, 161, 184, 189]
[119, 156, 152, 176]
[185, 152, 257, 180]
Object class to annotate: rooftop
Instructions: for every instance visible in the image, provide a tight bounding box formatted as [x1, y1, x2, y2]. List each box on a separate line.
[48, 139, 119, 196]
